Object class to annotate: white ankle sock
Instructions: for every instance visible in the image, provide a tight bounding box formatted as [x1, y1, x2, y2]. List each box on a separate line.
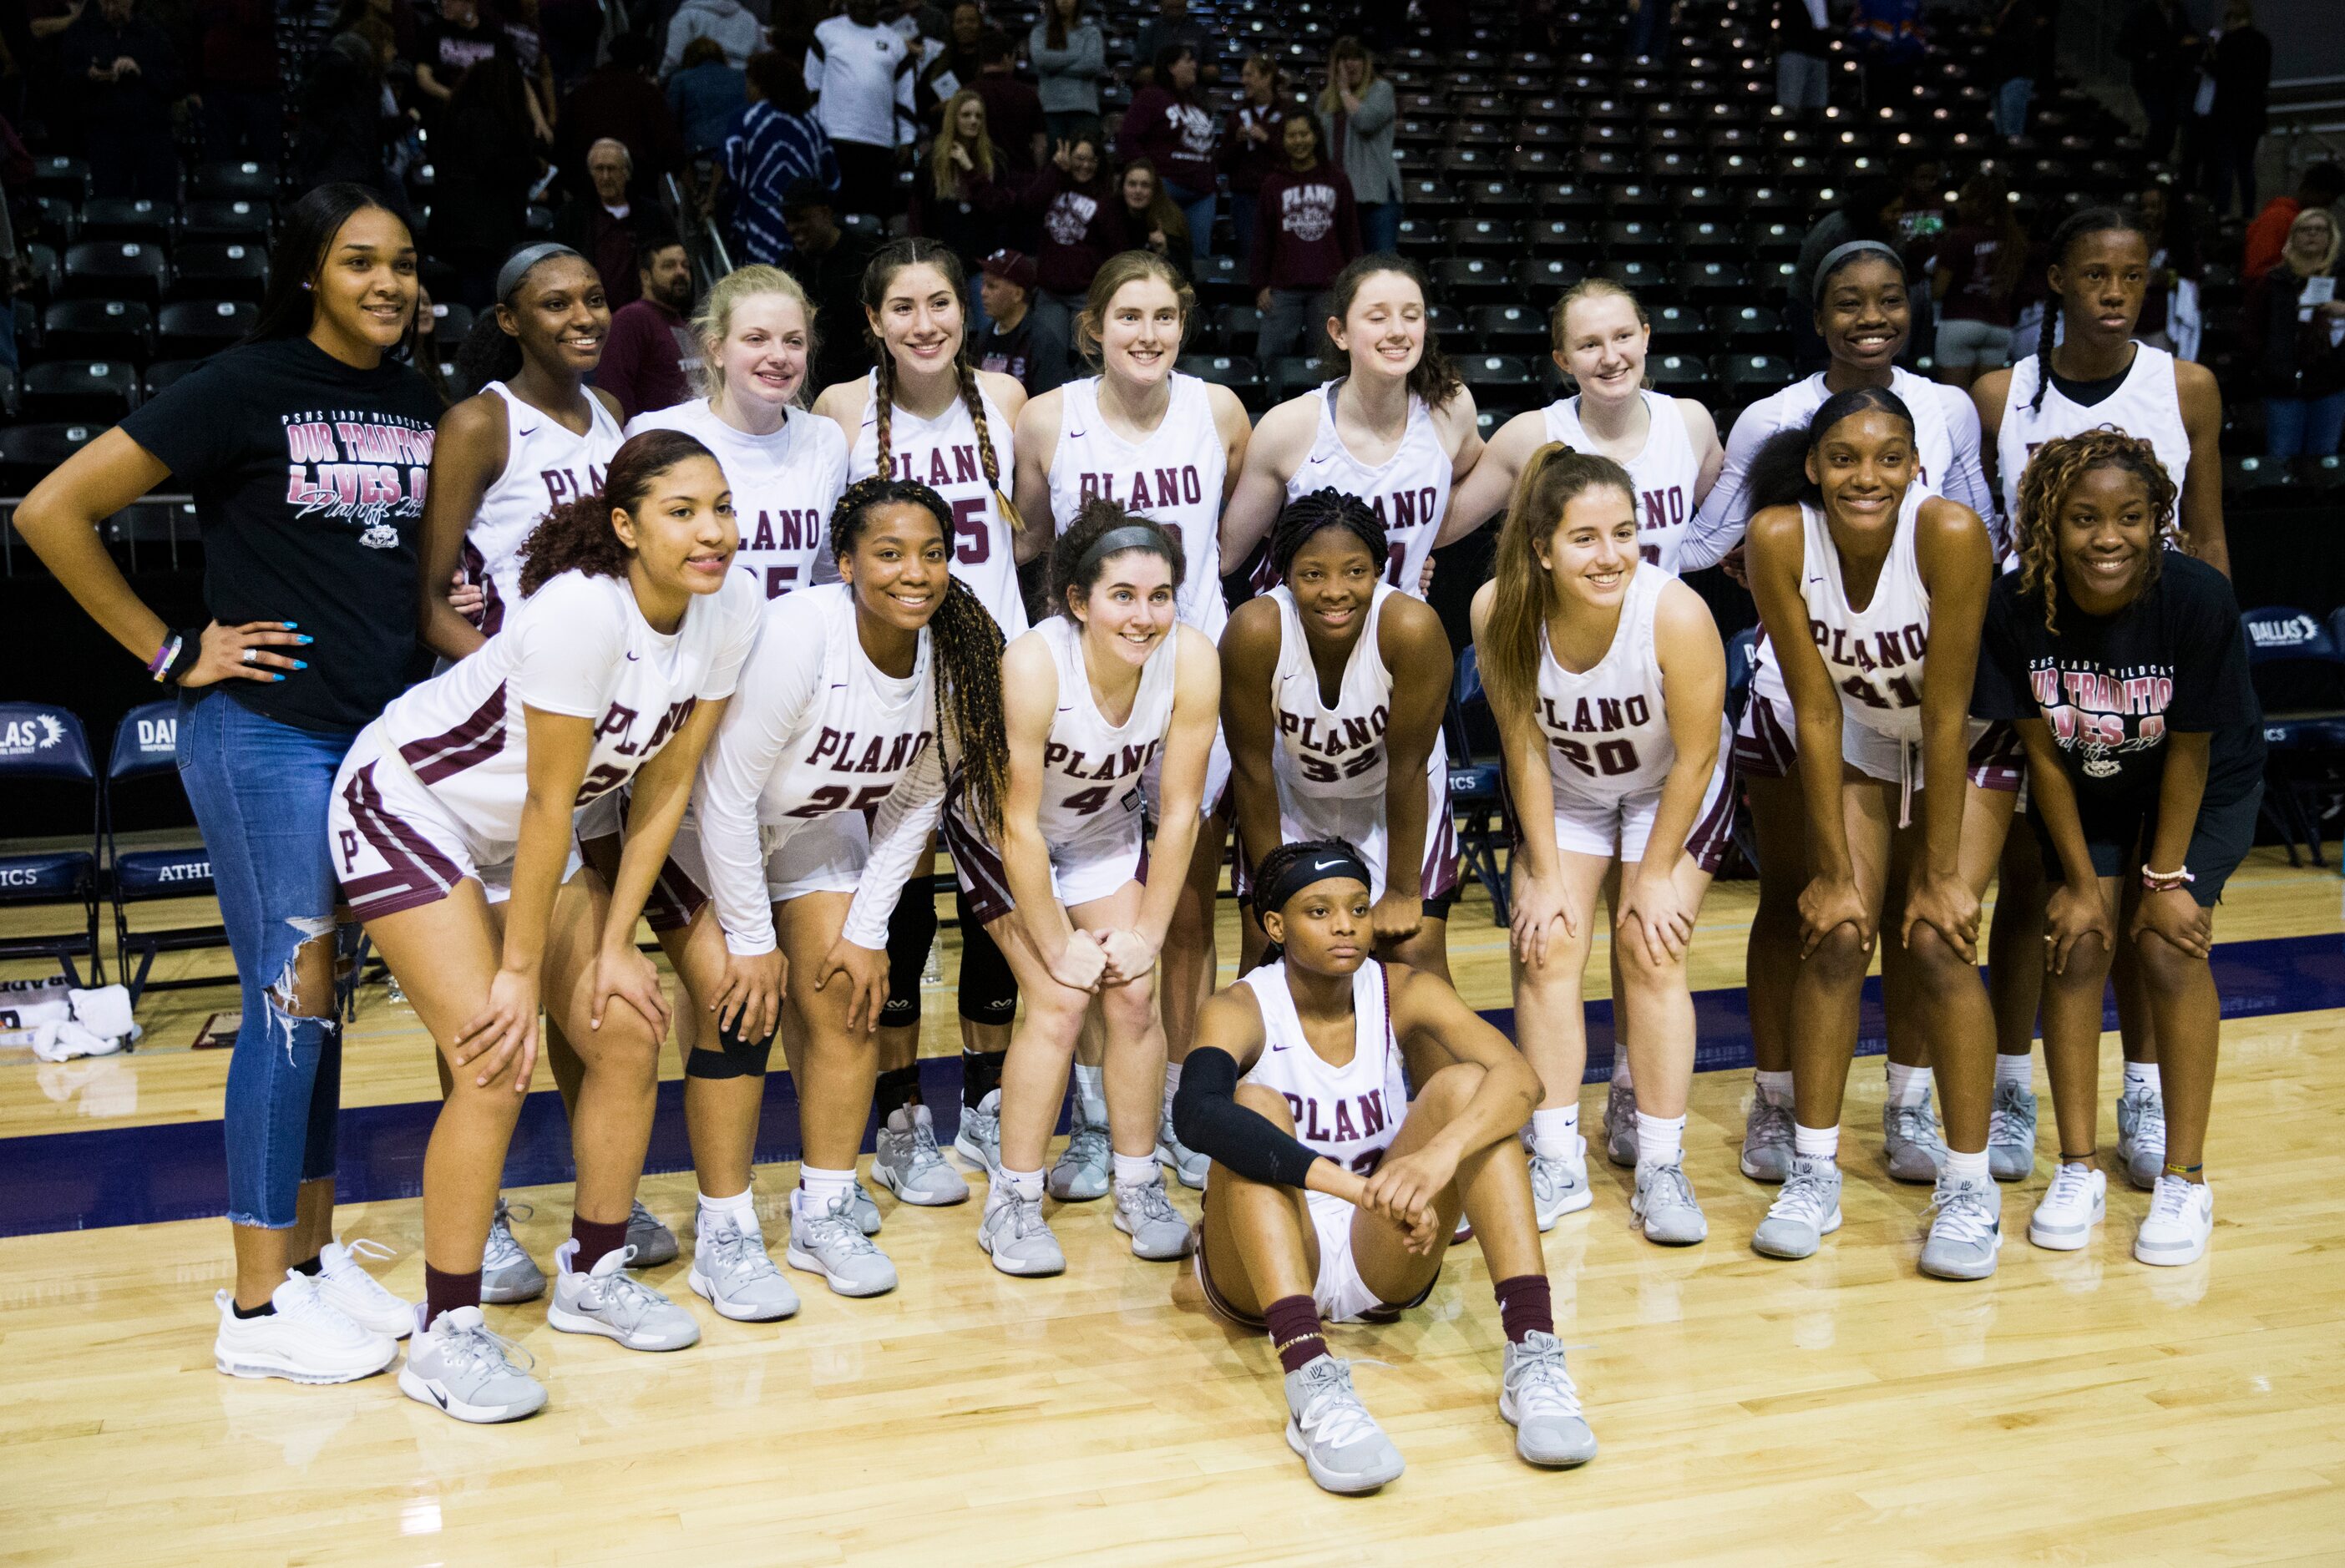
[1994, 1053, 2034, 1089]
[1637, 1112, 1685, 1167]
[698, 1186, 757, 1234]
[1160, 1060, 1183, 1120]
[1609, 1054, 1633, 1089]
[1793, 1122, 1840, 1161]
[799, 1165, 856, 1211]
[2123, 1060, 2160, 1095]
[1885, 1061, 1933, 1108]
[1111, 1152, 1157, 1187]
[1754, 1070, 1794, 1108]
[1531, 1105, 1581, 1159]
[997, 1166, 1045, 1203]
[1943, 1147, 1991, 1185]
[1072, 1063, 1108, 1126]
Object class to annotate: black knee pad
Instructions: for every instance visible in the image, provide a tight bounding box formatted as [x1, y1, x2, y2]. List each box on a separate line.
[881, 875, 940, 1030]
[684, 1015, 776, 1080]
[955, 884, 1018, 1025]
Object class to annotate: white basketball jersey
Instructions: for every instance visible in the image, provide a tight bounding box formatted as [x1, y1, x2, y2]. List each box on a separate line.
[1800, 486, 1932, 742]
[1288, 379, 1453, 598]
[1048, 373, 1228, 639]
[1029, 613, 1178, 852]
[1996, 343, 2191, 534]
[1536, 563, 1676, 803]
[627, 399, 848, 601]
[374, 569, 761, 846]
[743, 584, 937, 825]
[849, 371, 1026, 640]
[1543, 391, 1701, 574]
[1238, 959, 1409, 1178]
[1269, 581, 1407, 807]
[462, 384, 627, 637]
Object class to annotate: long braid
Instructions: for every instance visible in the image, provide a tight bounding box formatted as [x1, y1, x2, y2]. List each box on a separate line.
[930, 576, 1010, 837]
[872, 352, 899, 479]
[2024, 286, 2060, 415]
[956, 363, 1025, 532]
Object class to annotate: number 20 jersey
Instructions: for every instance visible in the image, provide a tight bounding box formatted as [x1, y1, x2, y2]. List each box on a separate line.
[1535, 560, 1678, 806]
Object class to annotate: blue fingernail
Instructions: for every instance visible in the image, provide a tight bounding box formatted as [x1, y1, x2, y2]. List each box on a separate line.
[284, 621, 297, 629]
[292, 660, 307, 670]
[297, 635, 314, 645]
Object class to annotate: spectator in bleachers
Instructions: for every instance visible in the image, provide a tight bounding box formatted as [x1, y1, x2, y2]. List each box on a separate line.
[60, 0, 183, 200]
[1988, 0, 2053, 141]
[537, 0, 600, 92]
[1317, 36, 1395, 259]
[1775, 0, 1831, 115]
[1790, 173, 1904, 368]
[597, 233, 699, 417]
[1626, 0, 1674, 62]
[780, 176, 879, 387]
[411, 0, 499, 127]
[1132, 0, 1213, 86]
[555, 30, 685, 204]
[719, 49, 834, 265]
[1223, 52, 1284, 271]
[668, 36, 748, 164]
[433, 54, 544, 309]
[1117, 154, 1188, 276]
[2135, 179, 2204, 357]
[193, 0, 278, 164]
[1848, 0, 1923, 110]
[664, 0, 764, 75]
[330, 0, 419, 68]
[1028, 0, 1102, 146]
[889, 0, 948, 47]
[971, 28, 1044, 178]
[1932, 172, 2027, 391]
[552, 137, 675, 311]
[806, 0, 917, 219]
[1023, 129, 1117, 322]
[1119, 42, 1218, 266]
[2244, 207, 2344, 461]
[974, 245, 1068, 395]
[1252, 111, 1359, 367]
[2117, 0, 2193, 162]
[2244, 162, 2342, 280]
[938, 3, 983, 94]
[292, 21, 406, 213]
[2197, 0, 2270, 221]
[910, 87, 1013, 314]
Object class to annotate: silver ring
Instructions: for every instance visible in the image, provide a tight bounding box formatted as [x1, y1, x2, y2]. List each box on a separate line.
[241, 648, 257, 665]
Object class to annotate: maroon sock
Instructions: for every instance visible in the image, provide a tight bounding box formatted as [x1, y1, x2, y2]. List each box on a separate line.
[570, 1214, 630, 1272]
[1264, 1294, 1329, 1375]
[423, 1265, 481, 1328]
[1495, 1273, 1554, 1345]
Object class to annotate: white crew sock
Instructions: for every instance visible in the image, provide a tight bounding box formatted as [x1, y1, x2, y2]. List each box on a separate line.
[1610, 1053, 1633, 1089]
[798, 1165, 857, 1212]
[1943, 1146, 1991, 1185]
[1793, 1122, 1840, 1161]
[1072, 1063, 1108, 1127]
[1530, 1105, 1581, 1159]
[1994, 1053, 2034, 1089]
[1886, 1060, 1933, 1108]
[1754, 1070, 1794, 1108]
[1111, 1152, 1157, 1188]
[698, 1186, 759, 1237]
[995, 1166, 1046, 1205]
[1637, 1112, 1686, 1168]
[1161, 1060, 1183, 1121]
[2123, 1060, 2160, 1096]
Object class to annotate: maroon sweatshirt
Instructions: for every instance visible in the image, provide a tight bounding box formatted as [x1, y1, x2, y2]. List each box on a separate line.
[1023, 164, 1122, 296]
[1251, 162, 1361, 292]
[1222, 99, 1286, 198]
[1117, 83, 1221, 195]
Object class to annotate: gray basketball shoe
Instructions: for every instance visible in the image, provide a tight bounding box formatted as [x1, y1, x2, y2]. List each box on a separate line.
[480, 1198, 547, 1305]
[1500, 1331, 1598, 1467]
[1284, 1355, 1405, 1495]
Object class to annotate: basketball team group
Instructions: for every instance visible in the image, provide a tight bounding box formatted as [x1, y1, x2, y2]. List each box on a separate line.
[15, 178, 2260, 1495]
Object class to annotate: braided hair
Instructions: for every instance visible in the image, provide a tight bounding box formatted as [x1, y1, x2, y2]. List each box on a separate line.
[1049, 498, 1184, 619]
[828, 473, 1011, 837]
[1269, 487, 1388, 584]
[519, 428, 718, 595]
[860, 237, 1025, 534]
[1249, 835, 1369, 964]
[2028, 205, 2156, 414]
[2011, 428, 2176, 635]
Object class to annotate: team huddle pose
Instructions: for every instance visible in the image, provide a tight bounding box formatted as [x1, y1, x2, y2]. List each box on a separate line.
[13, 182, 2262, 1495]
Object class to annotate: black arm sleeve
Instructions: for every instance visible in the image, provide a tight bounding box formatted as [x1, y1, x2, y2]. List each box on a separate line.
[1172, 1047, 1325, 1191]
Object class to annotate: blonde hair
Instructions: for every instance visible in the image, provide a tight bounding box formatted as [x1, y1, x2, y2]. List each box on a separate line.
[1317, 36, 1377, 117]
[929, 89, 995, 201]
[2286, 206, 2340, 278]
[691, 265, 818, 412]
[1547, 277, 1652, 391]
[1476, 443, 1639, 727]
[1076, 249, 1195, 362]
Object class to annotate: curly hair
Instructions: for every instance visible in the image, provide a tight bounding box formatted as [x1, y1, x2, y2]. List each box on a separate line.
[2012, 428, 2177, 635]
[1318, 253, 1465, 409]
[1049, 498, 1184, 618]
[519, 428, 717, 596]
[2028, 205, 2155, 412]
[860, 237, 1024, 533]
[828, 474, 1010, 838]
[1269, 487, 1388, 584]
[1476, 443, 1638, 729]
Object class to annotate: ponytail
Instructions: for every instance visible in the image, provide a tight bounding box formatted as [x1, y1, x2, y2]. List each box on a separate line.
[1478, 443, 1635, 727]
[519, 427, 716, 596]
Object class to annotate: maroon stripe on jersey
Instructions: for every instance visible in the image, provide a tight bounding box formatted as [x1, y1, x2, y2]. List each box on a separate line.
[458, 537, 504, 638]
[644, 854, 708, 933]
[1966, 720, 2025, 793]
[941, 780, 1015, 925]
[337, 763, 464, 919]
[1421, 766, 1461, 900]
[1731, 686, 1796, 781]
[398, 685, 509, 785]
[1684, 756, 1740, 873]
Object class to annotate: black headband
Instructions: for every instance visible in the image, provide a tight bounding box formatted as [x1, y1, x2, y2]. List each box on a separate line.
[1074, 524, 1169, 581]
[1258, 847, 1374, 918]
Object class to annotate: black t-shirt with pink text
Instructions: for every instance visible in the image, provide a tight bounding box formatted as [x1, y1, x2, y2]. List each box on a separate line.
[1972, 554, 2264, 813]
[121, 336, 442, 732]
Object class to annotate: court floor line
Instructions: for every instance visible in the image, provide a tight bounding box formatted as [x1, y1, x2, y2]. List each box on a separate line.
[3, 932, 2337, 1239]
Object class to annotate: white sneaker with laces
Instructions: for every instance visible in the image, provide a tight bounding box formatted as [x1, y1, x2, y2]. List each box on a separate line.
[480, 1197, 546, 1304]
[1740, 1096, 1795, 1182]
[1882, 1095, 1947, 1183]
[977, 1185, 1066, 1277]
[1751, 1155, 1842, 1259]
[1918, 1173, 2003, 1280]
[546, 1242, 701, 1350]
[954, 1089, 1004, 1176]
[2134, 1175, 2213, 1266]
[214, 1272, 398, 1384]
[1631, 1159, 1708, 1246]
[686, 1212, 800, 1322]
[626, 1200, 680, 1267]
[1284, 1354, 1405, 1495]
[785, 1188, 899, 1297]
[1987, 1079, 2039, 1181]
[1528, 1133, 1593, 1230]
[2116, 1085, 2167, 1191]
[2027, 1163, 2105, 1251]
[315, 1238, 415, 1338]
[1157, 1109, 1209, 1190]
[399, 1304, 546, 1423]
[1112, 1175, 1192, 1260]
[1048, 1119, 1112, 1201]
[874, 1105, 971, 1206]
[1499, 1330, 1598, 1467]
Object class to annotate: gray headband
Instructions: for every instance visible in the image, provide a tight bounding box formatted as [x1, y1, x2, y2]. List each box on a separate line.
[1813, 240, 1905, 303]
[1075, 524, 1170, 580]
[495, 242, 583, 303]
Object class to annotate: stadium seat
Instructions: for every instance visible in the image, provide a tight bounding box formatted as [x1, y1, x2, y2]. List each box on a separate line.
[1644, 353, 1714, 399]
[0, 422, 106, 494]
[143, 359, 209, 399]
[155, 300, 258, 360]
[39, 299, 153, 362]
[1431, 256, 1509, 303]
[60, 240, 169, 304]
[180, 199, 271, 244]
[1678, 260, 1753, 303]
[1444, 218, 1519, 255]
[169, 241, 268, 303]
[1459, 354, 1537, 394]
[0, 703, 104, 988]
[1471, 304, 1547, 352]
[190, 160, 276, 202]
[28, 154, 91, 205]
[79, 197, 173, 246]
[1176, 353, 1264, 402]
[2243, 607, 2345, 866]
[19, 361, 137, 422]
[1717, 352, 1796, 399]
[1443, 647, 1511, 925]
[1649, 303, 1705, 346]
[1512, 256, 1586, 293]
[105, 700, 233, 1004]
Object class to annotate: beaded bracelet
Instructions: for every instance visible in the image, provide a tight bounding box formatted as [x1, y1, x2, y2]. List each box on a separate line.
[2140, 864, 2195, 893]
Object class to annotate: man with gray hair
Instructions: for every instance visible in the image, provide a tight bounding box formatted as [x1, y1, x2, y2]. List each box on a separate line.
[553, 135, 677, 309]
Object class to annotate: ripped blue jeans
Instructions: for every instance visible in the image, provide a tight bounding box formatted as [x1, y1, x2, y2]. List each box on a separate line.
[175, 689, 356, 1229]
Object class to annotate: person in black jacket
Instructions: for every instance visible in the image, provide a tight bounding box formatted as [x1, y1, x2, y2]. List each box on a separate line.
[58, 0, 183, 198]
[1775, 0, 1831, 115]
[2117, 0, 2194, 162]
[2199, 1, 2271, 220]
[2245, 207, 2345, 460]
[433, 53, 547, 310]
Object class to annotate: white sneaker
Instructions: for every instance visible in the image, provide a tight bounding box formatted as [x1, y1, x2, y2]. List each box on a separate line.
[2134, 1175, 2213, 1266]
[1112, 1175, 1193, 1261]
[2027, 1164, 2106, 1251]
[2116, 1085, 2166, 1191]
[953, 1090, 1003, 1177]
[785, 1188, 898, 1297]
[398, 1304, 545, 1423]
[977, 1185, 1066, 1277]
[1284, 1354, 1405, 1495]
[1048, 1119, 1112, 1201]
[1528, 1133, 1593, 1230]
[480, 1198, 546, 1304]
[1499, 1330, 1598, 1467]
[314, 1238, 415, 1338]
[214, 1272, 398, 1384]
[686, 1212, 800, 1322]
[1157, 1109, 1209, 1190]
[874, 1105, 971, 1206]
[547, 1241, 701, 1351]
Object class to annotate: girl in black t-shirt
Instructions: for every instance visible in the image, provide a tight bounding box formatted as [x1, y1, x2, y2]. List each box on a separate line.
[1975, 430, 2262, 1268]
[16, 183, 439, 1385]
